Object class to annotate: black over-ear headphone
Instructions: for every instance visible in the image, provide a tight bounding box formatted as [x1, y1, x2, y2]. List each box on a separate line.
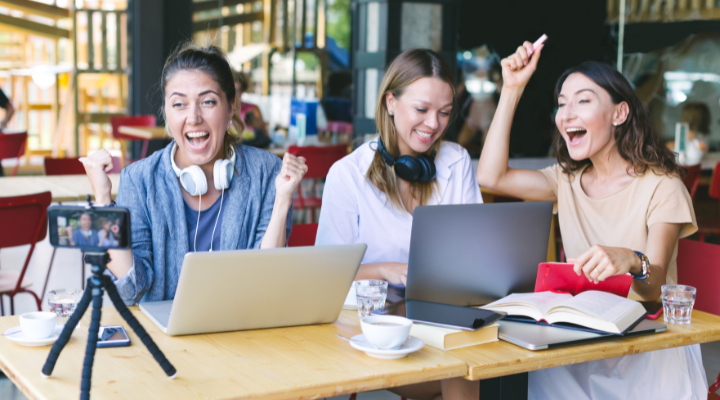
[375, 137, 437, 183]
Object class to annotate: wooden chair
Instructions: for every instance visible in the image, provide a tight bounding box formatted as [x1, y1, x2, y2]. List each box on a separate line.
[0, 131, 27, 176]
[287, 223, 318, 247]
[676, 239, 720, 399]
[683, 164, 702, 199]
[0, 192, 51, 315]
[110, 115, 157, 163]
[44, 156, 121, 175]
[698, 162, 720, 242]
[287, 144, 349, 223]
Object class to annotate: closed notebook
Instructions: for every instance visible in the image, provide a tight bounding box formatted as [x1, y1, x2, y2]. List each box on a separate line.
[535, 262, 632, 297]
[410, 323, 498, 351]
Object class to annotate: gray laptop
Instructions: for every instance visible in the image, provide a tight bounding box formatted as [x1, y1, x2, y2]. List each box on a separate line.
[140, 244, 366, 336]
[406, 202, 554, 306]
[499, 319, 667, 350]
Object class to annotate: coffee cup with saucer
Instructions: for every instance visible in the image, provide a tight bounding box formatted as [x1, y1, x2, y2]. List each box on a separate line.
[3, 312, 62, 347]
[350, 315, 424, 359]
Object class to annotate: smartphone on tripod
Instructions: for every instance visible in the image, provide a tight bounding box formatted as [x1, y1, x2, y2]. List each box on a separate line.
[47, 205, 131, 251]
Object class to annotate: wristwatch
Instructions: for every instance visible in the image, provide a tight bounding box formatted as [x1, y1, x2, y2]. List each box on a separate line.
[632, 251, 650, 280]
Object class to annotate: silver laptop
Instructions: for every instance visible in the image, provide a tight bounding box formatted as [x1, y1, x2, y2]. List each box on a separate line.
[499, 319, 667, 350]
[140, 244, 366, 336]
[406, 202, 554, 306]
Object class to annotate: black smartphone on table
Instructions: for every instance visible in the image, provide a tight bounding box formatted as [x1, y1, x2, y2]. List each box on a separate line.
[371, 299, 504, 331]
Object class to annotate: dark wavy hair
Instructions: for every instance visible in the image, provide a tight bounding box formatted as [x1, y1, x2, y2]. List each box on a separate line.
[553, 61, 684, 178]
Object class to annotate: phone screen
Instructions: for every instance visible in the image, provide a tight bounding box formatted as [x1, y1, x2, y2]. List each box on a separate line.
[640, 301, 663, 319]
[48, 206, 131, 250]
[97, 326, 130, 347]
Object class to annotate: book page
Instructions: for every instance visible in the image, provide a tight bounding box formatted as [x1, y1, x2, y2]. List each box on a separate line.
[482, 292, 572, 315]
[552, 291, 638, 323]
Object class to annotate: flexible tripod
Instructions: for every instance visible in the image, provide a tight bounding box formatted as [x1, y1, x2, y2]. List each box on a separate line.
[41, 251, 177, 400]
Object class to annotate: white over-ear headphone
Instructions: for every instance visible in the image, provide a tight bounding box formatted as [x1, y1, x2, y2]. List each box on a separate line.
[170, 143, 236, 196]
[170, 142, 237, 252]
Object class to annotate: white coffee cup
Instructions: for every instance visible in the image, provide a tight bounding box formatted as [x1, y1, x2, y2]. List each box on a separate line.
[360, 315, 412, 350]
[19, 312, 57, 339]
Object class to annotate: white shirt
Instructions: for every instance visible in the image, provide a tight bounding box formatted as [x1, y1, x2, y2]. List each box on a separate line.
[316, 139, 482, 265]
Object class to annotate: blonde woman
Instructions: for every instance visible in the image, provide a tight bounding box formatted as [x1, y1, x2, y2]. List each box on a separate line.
[316, 49, 481, 399]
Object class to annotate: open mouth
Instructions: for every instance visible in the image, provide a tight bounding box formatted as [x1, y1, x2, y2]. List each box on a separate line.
[414, 129, 434, 143]
[185, 131, 210, 149]
[565, 127, 587, 145]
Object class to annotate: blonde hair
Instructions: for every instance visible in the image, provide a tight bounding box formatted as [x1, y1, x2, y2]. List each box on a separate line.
[367, 49, 455, 212]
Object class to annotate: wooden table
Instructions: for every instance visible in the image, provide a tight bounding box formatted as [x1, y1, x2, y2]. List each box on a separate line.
[0, 308, 467, 400]
[2, 307, 719, 400]
[117, 126, 167, 140]
[0, 174, 120, 202]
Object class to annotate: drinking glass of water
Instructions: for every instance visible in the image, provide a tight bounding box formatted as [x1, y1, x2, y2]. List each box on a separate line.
[47, 289, 83, 326]
[355, 280, 388, 318]
[661, 285, 696, 324]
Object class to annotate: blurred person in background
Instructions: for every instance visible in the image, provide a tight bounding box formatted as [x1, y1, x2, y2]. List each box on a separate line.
[233, 71, 270, 148]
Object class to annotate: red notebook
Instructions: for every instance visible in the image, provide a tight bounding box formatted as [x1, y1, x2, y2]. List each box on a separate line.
[534, 262, 632, 298]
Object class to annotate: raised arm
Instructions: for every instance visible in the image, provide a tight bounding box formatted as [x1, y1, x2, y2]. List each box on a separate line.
[79, 150, 134, 279]
[476, 41, 556, 201]
[259, 153, 307, 248]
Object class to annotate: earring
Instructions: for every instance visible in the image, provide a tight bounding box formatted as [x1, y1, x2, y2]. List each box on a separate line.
[229, 119, 233, 125]
[613, 122, 618, 126]
[388, 111, 394, 116]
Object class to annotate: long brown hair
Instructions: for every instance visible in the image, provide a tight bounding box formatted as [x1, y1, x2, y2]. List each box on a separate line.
[553, 61, 684, 178]
[367, 49, 455, 212]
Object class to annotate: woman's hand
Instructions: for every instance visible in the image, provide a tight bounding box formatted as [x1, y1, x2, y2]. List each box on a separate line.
[500, 41, 543, 91]
[571, 245, 642, 284]
[379, 262, 408, 286]
[79, 150, 114, 205]
[275, 153, 308, 203]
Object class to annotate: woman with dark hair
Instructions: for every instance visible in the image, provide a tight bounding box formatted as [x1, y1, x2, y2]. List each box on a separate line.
[80, 43, 307, 305]
[477, 42, 705, 399]
[316, 48, 481, 398]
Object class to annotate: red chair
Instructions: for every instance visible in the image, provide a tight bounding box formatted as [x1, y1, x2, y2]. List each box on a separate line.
[44, 156, 121, 175]
[287, 223, 318, 247]
[0, 131, 27, 176]
[110, 115, 157, 162]
[0, 192, 51, 315]
[676, 239, 720, 399]
[683, 164, 702, 199]
[698, 162, 720, 242]
[287, 144, 349, 223]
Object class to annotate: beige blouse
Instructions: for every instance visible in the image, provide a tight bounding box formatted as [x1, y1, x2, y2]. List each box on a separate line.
[540, 164, 697, 286]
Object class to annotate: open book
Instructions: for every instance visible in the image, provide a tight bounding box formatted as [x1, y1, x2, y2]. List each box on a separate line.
[481, 291, 647, 335]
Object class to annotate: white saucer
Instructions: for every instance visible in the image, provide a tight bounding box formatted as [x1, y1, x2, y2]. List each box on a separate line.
[348, 334, 424, 359]
[3, 325, 63, 347]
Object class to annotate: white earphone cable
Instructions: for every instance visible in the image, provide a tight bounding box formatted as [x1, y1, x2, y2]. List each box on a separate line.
[209, 189, 224, 252]
[193, 194, 201, 252]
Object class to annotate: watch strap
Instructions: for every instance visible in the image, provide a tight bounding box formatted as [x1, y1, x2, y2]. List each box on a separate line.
[632, 251, 650, 280]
